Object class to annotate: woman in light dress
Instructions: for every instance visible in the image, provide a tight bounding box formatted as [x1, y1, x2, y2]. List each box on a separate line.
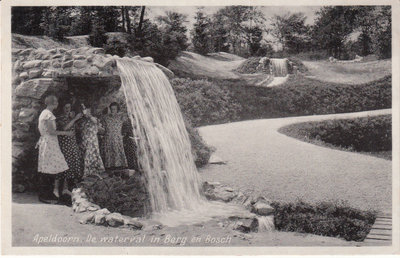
[37, 95, 74, 199]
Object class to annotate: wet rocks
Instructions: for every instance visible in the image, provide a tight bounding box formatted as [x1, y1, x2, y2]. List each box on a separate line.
[252, 200, 274, 216]
[203, 181, 238, 202]
[231, 218, 259, 233]
[202, 181, 275, 233]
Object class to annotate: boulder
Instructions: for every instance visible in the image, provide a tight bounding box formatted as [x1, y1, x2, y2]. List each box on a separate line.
[62, 60, 73, 68]
[79, 212, 95, 224]
[28, 69, 43, 79]
[232, 218, 259, 233]
[95, 208, 111, 216]
[22, 60, 42, 69]
[51, 59, 61, 68]
[88, 48, 105, 54]
[42, 69, 59, 78]
[252, 200, 274, 216]
[73, 60, 87, 69]
[41, 60, 51, 68]
[19, 72, 29, 81]
[92, 55, 114, 69]
[13, 60, 21, 71]
[73, 55, 86, 60]
[94, 214, 106, 225]
[19, 48, 33, 56]
[51, 54, 63, 59]
[18, 108, 37, 123]
[15, 78, 66, 99]
[203, 181, 238, 202]
[106, 213, 125, 227]
[125, 218, 143, 229]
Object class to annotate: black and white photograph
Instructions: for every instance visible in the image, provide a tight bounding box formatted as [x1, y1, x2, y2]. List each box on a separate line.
[1, 0, 399, 255]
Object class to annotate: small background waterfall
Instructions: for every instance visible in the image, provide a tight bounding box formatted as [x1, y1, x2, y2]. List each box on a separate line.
[117, 58, 247, 226]
[270, 58, 288, 77]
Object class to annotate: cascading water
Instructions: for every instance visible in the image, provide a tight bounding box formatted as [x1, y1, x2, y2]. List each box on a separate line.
[270, 58, 288, 77]
[116, 58, 249, 226]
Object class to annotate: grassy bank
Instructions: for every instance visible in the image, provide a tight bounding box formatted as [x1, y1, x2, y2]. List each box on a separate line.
[272, 200, 377, 241]
[278, 115, 392, 160]
[172, 75, 392, 127]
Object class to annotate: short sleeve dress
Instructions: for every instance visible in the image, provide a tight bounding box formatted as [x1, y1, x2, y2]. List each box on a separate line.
[81, 117, 105, 176]
[57, 114, 83, 181]
[37, 109, 69, 174]
[102, 114, 128, 168]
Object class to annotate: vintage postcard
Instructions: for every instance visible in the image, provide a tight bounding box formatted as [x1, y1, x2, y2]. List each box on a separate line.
[1, 0, 399, 255]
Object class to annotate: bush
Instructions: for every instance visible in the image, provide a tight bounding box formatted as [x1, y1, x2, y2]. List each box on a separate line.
[170, 75, 391, 128]
[79, 171, 149, 217]
[279, 115, 391, 155]
[171, 78, 242, 126]
[185, 120, 214, 167]
[271, 200, 377, 241]
[235, 57, 263, 74]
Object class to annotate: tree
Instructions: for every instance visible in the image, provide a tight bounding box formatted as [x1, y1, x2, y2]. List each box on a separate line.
[191, 7, 213, 55]
[271, 12, 310, 54]
[210, 14, 229, 52]
[40, 7, 72, 41]
[69, 7, 92, 35]
[12, 7, 46, 35]
[89, 14, 108, 47]
[311, 6, 358, 58]
[157, 11, 189, 51]
[211, 6, 266, 56]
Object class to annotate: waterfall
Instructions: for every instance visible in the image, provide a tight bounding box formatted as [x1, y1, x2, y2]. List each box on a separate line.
[116, 58, 248, 226]
[270, 58, 288, 77]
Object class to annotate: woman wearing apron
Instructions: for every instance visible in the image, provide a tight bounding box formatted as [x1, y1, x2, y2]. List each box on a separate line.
[37, 95, 74, 199]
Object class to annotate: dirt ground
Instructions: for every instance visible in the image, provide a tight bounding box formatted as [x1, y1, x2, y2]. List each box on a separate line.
[12, 193, 356, 247]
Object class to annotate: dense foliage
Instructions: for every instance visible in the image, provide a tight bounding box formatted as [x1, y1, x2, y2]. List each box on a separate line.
[271, 200, 377, 241]
[171, 75, 391, 127]
[171, 78, 242, 126]
[79, 171, 149, 217]
[12, 6, 391, 60]
[279, 115, 391, 155]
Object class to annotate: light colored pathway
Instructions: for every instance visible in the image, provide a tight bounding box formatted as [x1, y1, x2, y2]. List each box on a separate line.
[199, 109, 392, 212]
[302, 60, 391, 84]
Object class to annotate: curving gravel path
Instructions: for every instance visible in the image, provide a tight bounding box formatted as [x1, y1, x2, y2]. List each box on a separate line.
[198, 109, 392, 213]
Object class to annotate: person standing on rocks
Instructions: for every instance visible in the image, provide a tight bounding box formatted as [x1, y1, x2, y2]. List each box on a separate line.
[56, 101, 84, 193]
[37, 95, 74, 200]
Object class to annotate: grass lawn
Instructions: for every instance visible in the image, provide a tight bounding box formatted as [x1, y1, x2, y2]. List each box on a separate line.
[278, 115, 392, 160]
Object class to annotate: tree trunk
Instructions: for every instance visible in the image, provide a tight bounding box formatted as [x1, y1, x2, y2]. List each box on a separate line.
[125, 7, 132, 34]
[137, 6, 146, 37]
[121, 7, 126, 32]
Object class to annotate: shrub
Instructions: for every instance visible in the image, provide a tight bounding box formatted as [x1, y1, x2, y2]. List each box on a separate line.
[279, 115, 392, 156]
[235, 57, 263, 74]
[271, 200, 377, 241]
[170, 75, 391, 128]
[185, 119, 214, 167]
[79, 171, 149, 217]
[171, 78, 242, 126]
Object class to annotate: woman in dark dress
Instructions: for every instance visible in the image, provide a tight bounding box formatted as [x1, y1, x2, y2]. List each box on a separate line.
[57, 102, 84, 190]
[102, 102, 128, 169]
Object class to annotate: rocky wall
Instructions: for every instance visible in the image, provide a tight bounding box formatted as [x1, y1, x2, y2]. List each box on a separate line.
[11, 46, 174, 191]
